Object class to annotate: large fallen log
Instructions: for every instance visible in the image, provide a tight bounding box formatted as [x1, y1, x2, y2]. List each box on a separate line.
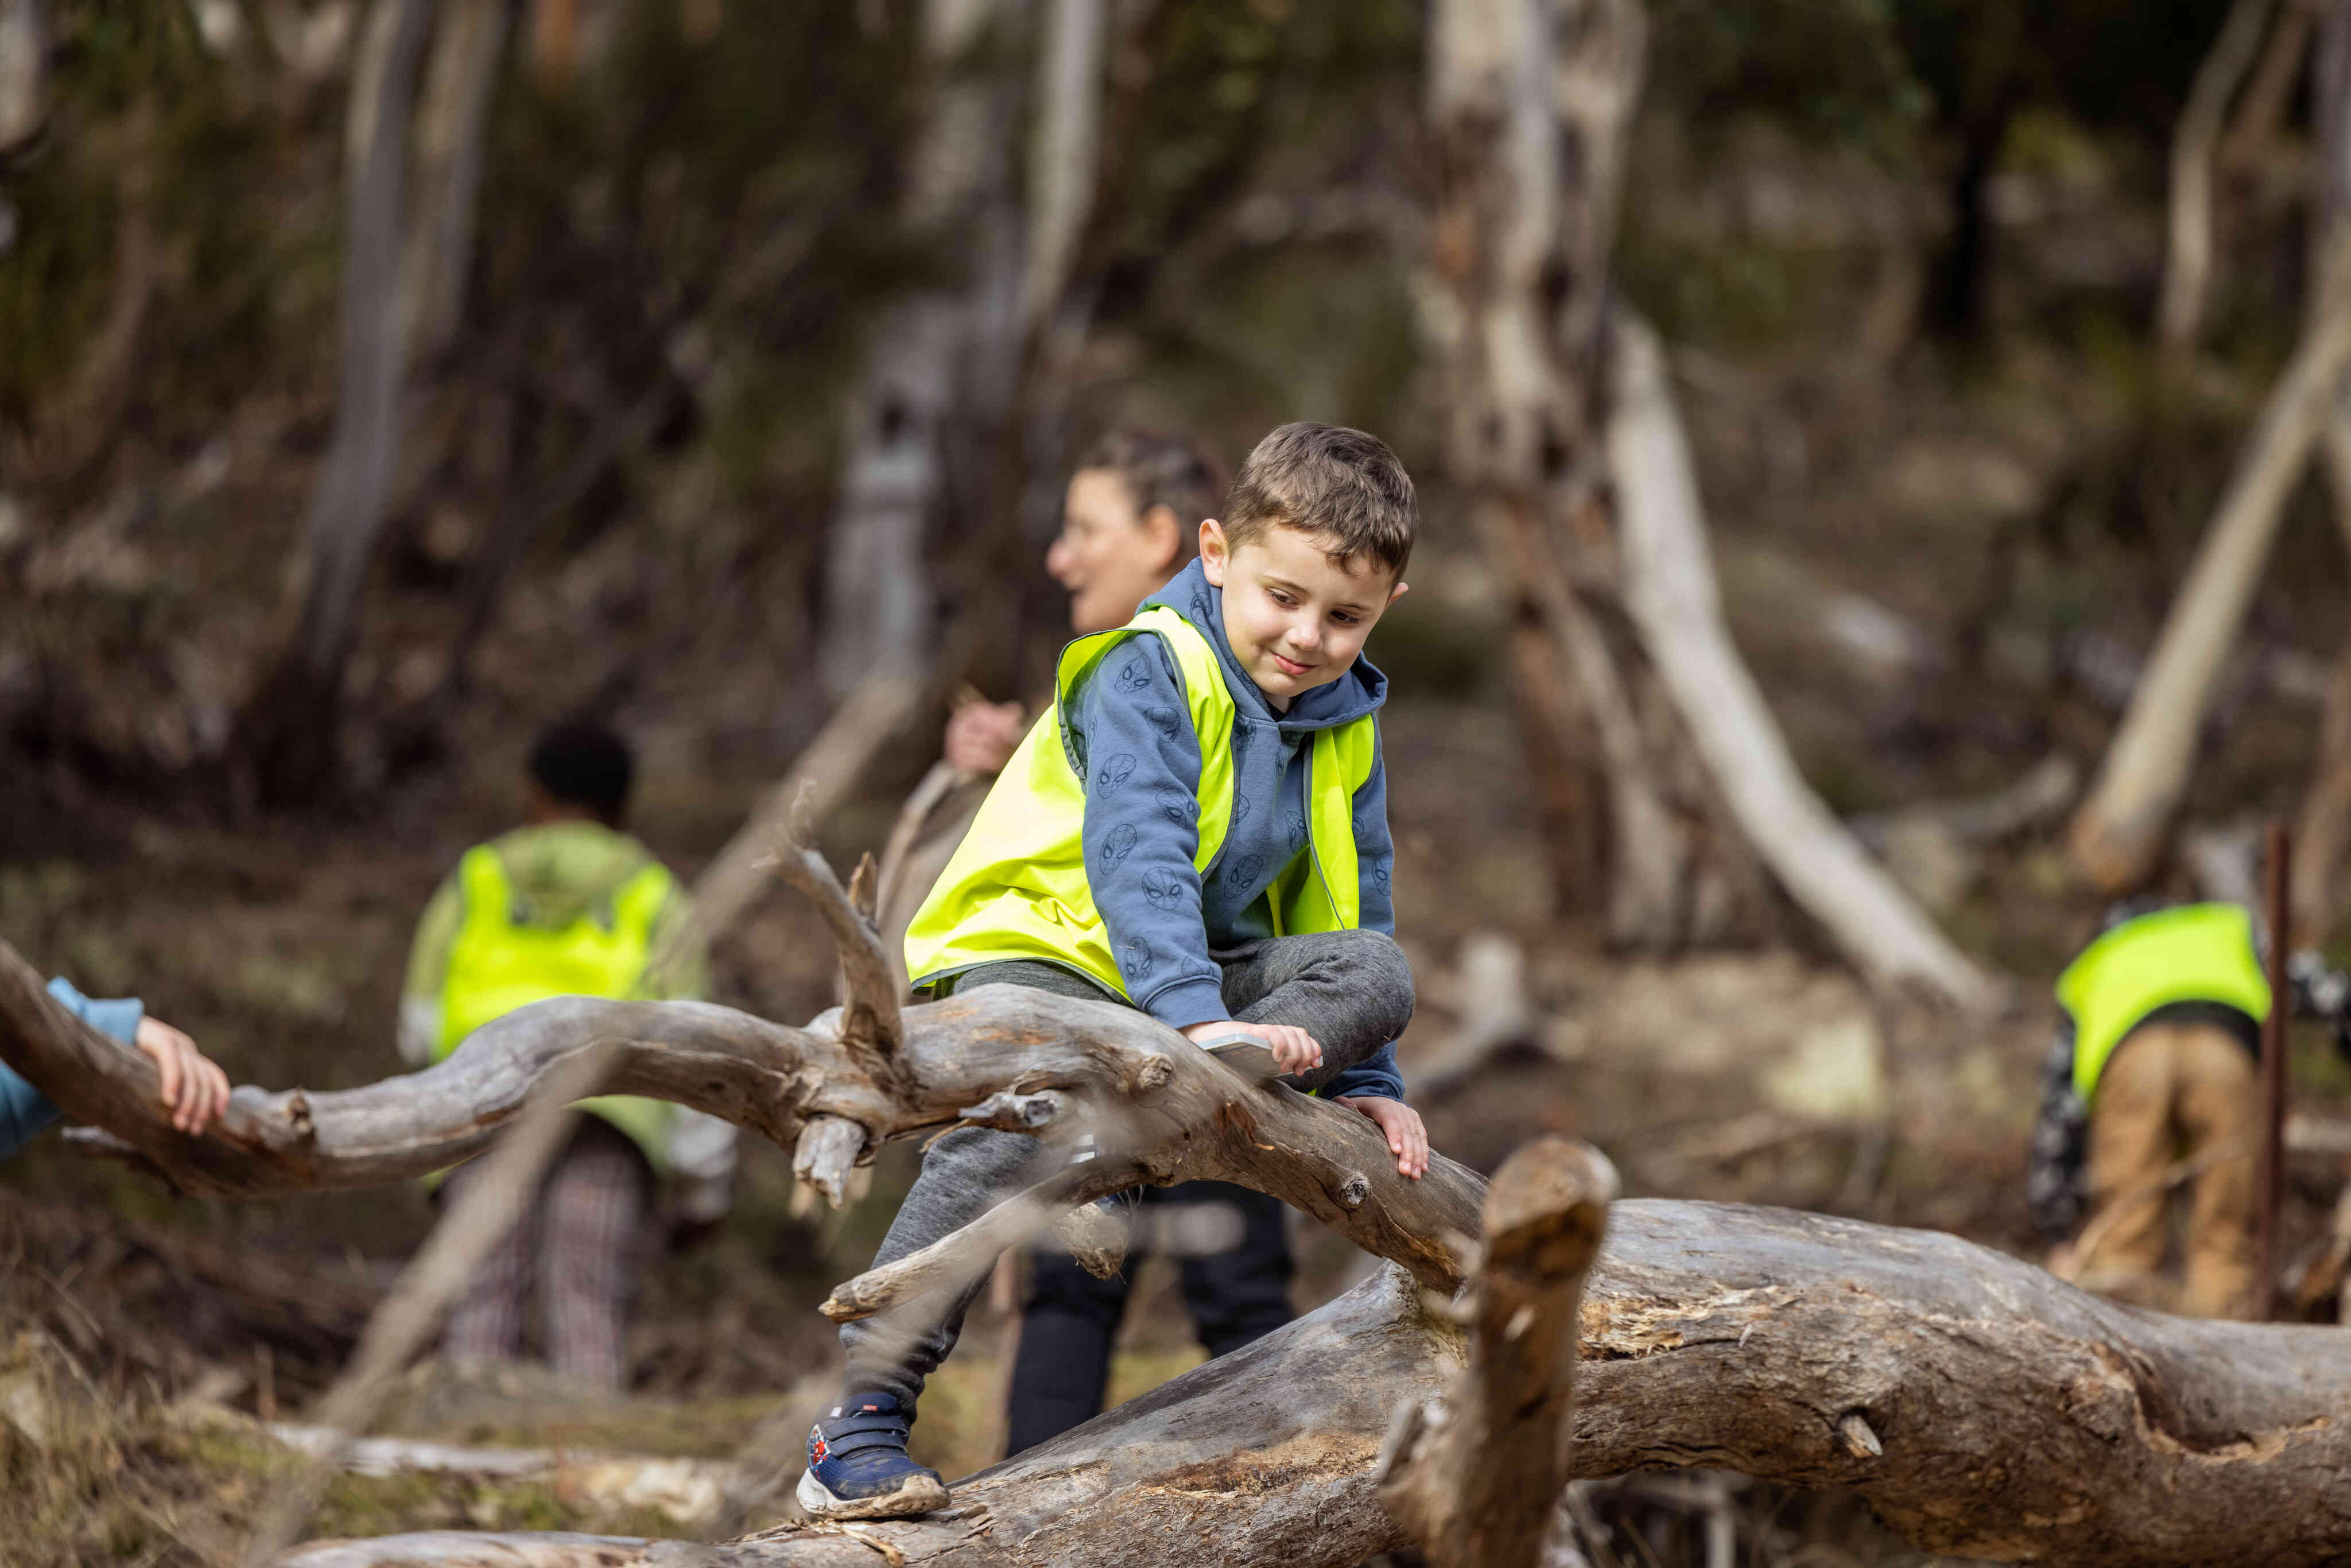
[277, 1204, 2351, 1568]
[7, 845, 2347, 1567]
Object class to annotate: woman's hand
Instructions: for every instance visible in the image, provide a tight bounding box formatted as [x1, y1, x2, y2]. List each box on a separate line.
[944, 701, 1026, 775]
[1336, 1095, 1427, 1179]
[134, 1015, 231, 1134]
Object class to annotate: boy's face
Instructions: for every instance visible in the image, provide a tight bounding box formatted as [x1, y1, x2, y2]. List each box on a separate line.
[1199, 519, 1406, 708]
[1047, 468, 1185, 635]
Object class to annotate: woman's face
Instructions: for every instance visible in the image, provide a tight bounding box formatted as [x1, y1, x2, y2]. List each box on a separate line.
[1046, 468, 1184, 634]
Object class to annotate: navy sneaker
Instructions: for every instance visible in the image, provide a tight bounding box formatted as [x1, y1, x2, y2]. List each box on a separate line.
[796, 1394, 949, 1520]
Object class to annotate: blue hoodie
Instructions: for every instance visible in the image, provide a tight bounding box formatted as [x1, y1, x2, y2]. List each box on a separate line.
[1, 979, 145, 1158]
[1066, 558, 1403, 1101]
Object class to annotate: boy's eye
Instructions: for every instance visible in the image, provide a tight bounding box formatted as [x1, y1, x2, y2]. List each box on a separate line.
[1268, 590, 1295, 607]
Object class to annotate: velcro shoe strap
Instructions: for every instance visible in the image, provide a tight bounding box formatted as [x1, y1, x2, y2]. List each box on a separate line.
[822, 1423, 912, 1457]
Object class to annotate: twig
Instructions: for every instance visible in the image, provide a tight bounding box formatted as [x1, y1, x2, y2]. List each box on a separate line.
[763, 783, 903, 1071]
[658, 662, 926, 977]
[820, 1154, 1135, 1324]
[239, 1043, 618, 1565]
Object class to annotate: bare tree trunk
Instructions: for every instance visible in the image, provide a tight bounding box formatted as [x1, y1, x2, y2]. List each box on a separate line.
[820, 0, 1023, 701]
[1377, 1138, 1615, 1568]
[277, 1212, 2351, 1568]
[1021, 0, 1106, 336]
[2292, 634, 2351, 944]
[399, 0, 510, 368]
[1609, 318, 1993, 1007]
[0, 0, 44, 155]
[2157, 0, 2276, 355]
[2069, 248, 2351, 890]
[1430, 0, 1983, 1004]
[232, 0, 436, 802]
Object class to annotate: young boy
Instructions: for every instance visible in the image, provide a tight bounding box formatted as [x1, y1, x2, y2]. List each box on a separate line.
[801, 422, 1429, 1520]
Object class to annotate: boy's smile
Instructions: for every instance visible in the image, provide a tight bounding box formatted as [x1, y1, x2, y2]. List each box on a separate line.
[1198, 519, 1406, 709]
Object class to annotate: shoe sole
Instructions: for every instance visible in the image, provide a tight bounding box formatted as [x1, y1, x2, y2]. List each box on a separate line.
[796, 1465, 951, 1520]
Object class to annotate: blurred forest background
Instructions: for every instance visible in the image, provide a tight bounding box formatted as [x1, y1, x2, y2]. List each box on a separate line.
[4, 0, 2351, 1561]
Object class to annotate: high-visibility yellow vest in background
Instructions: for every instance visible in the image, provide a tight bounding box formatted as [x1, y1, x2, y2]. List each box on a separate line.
[2057, 902, 2271, 1104]
[905, 604, 1378, 999]
[439, 843, 678, 1167]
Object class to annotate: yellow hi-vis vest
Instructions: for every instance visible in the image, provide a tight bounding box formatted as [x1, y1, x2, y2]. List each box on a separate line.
[438, 844, 677, 1168]
[2057, 902, 2271, 1104]
[905, 604, 1379, 999]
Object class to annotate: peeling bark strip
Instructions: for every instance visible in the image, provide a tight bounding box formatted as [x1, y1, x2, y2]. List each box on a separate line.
[279, 1206, 2351, 1568]
[1378, 1138, 1616, 1568]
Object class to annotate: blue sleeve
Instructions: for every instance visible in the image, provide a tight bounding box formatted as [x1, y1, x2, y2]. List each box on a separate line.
[1324, 732, 1405, 1101]
[2, 976, 145, 1158]
[1072, 635, 1230, 1031]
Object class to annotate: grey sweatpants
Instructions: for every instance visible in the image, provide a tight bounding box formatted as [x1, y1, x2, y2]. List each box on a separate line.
[838, 928, 1415, 1413]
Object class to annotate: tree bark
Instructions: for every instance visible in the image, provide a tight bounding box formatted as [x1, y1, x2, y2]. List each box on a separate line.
[276, 1205, 2351, 1568]
[2291, 632, 2351, 945]
[1608, 317, 1993, 1008]
[232, 0, 437, 802]
[398, 0, 510, 368]
[1377, 1138, 1615, 1568]
[2069, 246, 2351, 891]
[820, 0, 1023, 702]
[8, 872, 2349, 1568]
[0, 0, 44, 156]
[2156, 0, 2276, 355]
[1431, 0, 1981, 1004]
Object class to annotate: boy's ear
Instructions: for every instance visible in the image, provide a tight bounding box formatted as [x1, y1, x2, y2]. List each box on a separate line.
[1387, 578, 1409, 607]
[1198, 519, 1229, 586]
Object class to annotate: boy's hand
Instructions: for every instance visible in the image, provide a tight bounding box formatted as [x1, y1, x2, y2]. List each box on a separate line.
[944, 701, 1026, 775]
[1182, 1019, 1322, 1076]
[1336, 1095, 1427, 1179]
[134, 1015, 231, 1135]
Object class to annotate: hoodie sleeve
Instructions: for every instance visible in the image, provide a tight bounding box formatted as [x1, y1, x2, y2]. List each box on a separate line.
[1072, 635, 1229, 1031]
[1324, 728, 1406, 1103]
[5, 978, 149, 1158]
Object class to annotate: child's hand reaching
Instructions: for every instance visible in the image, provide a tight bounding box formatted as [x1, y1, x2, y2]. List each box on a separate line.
[1336, 1095, 1427, 1179]
[135, 1015, 231, 1135]
[1181, 1019, 1323, 1075]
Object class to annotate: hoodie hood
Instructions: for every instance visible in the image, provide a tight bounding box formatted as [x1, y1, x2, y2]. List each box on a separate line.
[1140, 558, 1388, 732]
[488, 820, 658, 928]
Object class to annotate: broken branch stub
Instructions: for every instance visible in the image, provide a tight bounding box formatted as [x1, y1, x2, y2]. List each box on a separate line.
[791, 1115, 868, 1209]
[1378, 1137, 1616, 1568]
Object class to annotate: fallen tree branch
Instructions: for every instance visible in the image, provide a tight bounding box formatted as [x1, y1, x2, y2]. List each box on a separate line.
[2, 936, 1480, 1294]
[818, 1152, 1138, 1324]
[1608, 315, 1995, 1010]
[1378, 1138, 1616, 1567]
[279, 1201, 2351, 1568]
[242, 1044, 619, 1566]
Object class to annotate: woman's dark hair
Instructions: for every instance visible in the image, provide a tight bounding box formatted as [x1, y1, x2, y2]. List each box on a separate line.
[1074, 429, 1227, 562]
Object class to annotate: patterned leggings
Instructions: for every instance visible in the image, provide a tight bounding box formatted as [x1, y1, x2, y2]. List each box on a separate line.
[440, 1116, 651, 1390]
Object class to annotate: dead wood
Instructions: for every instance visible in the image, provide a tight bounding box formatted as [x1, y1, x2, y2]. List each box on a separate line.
[666, 664, 926, 974]
[1608, 316, 1993, 1009]
[2157, 0, 2276, 354]
[1378, 1138, 1616, 1568]
[2070, 240, 2351, 890]
[231, 0, 436, 801]
[241, 1045, 619, 1566]
[278, 1202, 2351, 1568]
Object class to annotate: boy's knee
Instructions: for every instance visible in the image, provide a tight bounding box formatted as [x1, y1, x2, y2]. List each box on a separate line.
[1342, 929, 1416, 1035]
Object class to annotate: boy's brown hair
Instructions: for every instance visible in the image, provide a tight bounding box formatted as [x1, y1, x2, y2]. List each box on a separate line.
[1221, 421, 1415, 576]
[1077, 430, 1227, 566]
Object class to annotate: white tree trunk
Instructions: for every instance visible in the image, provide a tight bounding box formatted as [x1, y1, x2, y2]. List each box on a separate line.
[820, 0, 1022, 701]
[2069, 251, 2351, 890]
[1609, 317, 1994, 1009]
[2156, 0, 2276, 353]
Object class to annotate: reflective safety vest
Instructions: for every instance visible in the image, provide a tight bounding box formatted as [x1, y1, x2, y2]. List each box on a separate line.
[2057, 903, 2271, 1104]
[439, 844, 677, 1167]
[905, 604, 1379, 999]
